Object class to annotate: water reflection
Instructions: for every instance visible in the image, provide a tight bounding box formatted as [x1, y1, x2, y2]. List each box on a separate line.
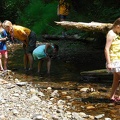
[8, 43, 120, 119]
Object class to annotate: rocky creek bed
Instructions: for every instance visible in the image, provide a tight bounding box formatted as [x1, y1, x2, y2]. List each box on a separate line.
[0, 69, 120, 120]
[0, 42, 120, 120]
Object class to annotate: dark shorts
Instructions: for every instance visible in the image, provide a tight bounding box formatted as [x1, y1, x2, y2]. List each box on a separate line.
[23, 31, 36, 54]
[59, 15, 67, 20]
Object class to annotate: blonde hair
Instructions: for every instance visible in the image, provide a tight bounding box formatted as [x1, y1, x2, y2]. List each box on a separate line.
[3, 20, 12, 28]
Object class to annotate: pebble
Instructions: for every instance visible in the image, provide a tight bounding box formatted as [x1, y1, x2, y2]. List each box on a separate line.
[95, 114, 105, 119]
[0, 70, 113, 120]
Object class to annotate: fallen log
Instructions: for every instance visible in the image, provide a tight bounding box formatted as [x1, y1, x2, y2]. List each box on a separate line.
[42, 34, 95, 42]
[80, 69, 113, 82]
[55, 21, 113, 33]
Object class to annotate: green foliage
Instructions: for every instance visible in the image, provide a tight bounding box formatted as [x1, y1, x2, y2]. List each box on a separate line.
[1, 0, 120, 38]
[0, 0, 29, 22]
[16, 0, 59, 35]
[71, 0, 120, 23]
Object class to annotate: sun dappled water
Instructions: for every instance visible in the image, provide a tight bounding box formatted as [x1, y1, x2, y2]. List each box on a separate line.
[7, 42, 120, 119]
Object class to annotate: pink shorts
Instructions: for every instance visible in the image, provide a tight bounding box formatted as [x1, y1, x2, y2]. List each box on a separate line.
[0, 50, 8, 55]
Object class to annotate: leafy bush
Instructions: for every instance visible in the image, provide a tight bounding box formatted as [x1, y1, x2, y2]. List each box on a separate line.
[16, 0, 61, 35]
[2, 0, 120, 37]
[0, 0, 29, 22]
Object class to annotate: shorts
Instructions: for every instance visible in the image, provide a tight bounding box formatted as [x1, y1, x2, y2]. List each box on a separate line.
[106, 61, 120, 72]
[59, 15, 67, 20]
[0, 50, 8, 55]
[23, 31, 36, 54]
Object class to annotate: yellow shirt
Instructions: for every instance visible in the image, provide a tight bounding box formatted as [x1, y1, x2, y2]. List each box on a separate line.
[58, 0, 70, 16]
[11, 25, 31, 41]
[110, 35, 120, 62]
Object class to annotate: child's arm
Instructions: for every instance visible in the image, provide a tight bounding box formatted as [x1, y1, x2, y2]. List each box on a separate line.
[0, 30, 8, 41]
[45, 43, 52, 57]
[104, 31, 114, 70]
[0, 37, 8, 41]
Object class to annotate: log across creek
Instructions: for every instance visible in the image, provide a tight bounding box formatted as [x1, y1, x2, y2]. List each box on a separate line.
[55, 21, 113, 33]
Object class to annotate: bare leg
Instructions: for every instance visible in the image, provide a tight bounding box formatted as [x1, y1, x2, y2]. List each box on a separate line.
[38, 59, 43, 73]
[23, 54, 29, 70]
[60, 15, 67, 36]
[119, 82, 120, 99]
[0, 59, 3, 71]
[110, 72, 120, 99]
[0, 53, 3, 70]
[47, 57, 51, 74]
[27, 53, 33, 70]
[4, 51, 8, 70]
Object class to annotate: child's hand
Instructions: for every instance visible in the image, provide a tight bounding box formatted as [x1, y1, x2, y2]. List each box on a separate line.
[46, 53, 49, 57]
[5, 37, 8, 40]
[0, 37, 8, 41]
[107, 63, 113, 71]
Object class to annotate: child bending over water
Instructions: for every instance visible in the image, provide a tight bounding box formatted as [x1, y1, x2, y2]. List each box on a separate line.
[33, 43, 59, 75]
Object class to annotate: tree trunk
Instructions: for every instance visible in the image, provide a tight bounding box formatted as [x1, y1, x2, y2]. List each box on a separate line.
[55, 21, 113, 33]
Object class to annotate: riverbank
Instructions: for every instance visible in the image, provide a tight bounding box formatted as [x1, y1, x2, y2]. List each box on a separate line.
[1, 69, 120, 120]
[0, 42, 119, 120]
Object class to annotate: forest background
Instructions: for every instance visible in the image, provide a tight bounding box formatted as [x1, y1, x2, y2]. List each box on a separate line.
[0, 0, 120, 47]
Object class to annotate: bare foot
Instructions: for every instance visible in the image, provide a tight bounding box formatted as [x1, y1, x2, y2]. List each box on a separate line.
[110, 97, 120, 102]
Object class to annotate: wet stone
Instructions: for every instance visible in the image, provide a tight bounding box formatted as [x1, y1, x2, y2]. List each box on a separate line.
[95, 114, 105, 119]
[16, 82, 28, 86]
[0, 44, 119, 120]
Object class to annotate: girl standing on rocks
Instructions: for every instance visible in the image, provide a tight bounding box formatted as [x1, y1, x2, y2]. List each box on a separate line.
[105, 18, 120, 102]
[0, 21, 8, 71]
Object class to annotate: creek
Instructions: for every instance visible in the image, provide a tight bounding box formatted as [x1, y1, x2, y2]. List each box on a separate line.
[7, 41, 120, 119]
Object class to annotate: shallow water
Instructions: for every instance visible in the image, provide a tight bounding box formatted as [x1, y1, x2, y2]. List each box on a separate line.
[8, 43, 120, 119]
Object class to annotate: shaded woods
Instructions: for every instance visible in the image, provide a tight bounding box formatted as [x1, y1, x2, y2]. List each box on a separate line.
[0, 1, 120, 119]
[0, 0, 120, 36]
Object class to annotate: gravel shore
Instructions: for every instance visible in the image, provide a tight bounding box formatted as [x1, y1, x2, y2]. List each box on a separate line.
[0, 70, 114, 120]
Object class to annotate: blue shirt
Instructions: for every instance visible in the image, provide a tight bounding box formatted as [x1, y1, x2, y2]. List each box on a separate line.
[0, 30, 7, 51]
[33, 44, 53, 60]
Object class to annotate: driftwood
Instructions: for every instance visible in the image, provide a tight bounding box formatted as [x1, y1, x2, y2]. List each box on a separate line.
[55, 21, 113, 33]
